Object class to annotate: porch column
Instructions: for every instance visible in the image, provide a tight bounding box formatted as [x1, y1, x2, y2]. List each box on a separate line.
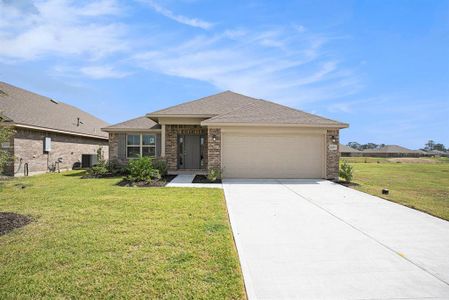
[161, 124, 166, 157]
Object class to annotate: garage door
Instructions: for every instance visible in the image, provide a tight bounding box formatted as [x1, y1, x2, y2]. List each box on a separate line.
[222, 132, 325, 178]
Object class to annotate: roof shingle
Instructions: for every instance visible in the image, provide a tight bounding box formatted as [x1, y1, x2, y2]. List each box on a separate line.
[0, 82, 108, 139]
[102, 116, 160, 131]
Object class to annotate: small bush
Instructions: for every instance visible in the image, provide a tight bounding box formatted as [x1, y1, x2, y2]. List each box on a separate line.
[87, 160, 109, 178]
[126, 156, 160, 183]
[207, 167, 222, 182]
[108, 161, 127, 176]
[339, 161, 353, 182]
[153, 159, 168, 177]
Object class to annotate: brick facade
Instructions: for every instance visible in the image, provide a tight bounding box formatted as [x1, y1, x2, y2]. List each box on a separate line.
[165, 125, 208, 170]
[8, 128, 108, 176]
[326, 129, 340, 180]
[207, 128, 221, 171]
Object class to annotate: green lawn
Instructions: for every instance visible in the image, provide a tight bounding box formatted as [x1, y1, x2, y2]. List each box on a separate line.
[0, 172, 245, 299]
[341, 157, 449, 221]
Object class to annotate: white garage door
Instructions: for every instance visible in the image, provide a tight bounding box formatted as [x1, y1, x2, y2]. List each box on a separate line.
[222, 132, 325, 178]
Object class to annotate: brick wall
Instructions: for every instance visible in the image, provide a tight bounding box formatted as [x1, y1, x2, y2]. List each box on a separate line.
[165, 125, 207, 170]
[11, 128, 108, 176]
[207, 128, 221, 170]
[326, 129, 340, 180]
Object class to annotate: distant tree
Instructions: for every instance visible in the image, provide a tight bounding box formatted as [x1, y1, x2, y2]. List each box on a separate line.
[0, 124, 14, 174]
[347, 142, 361, 150]
[433, 143, 446, 152]
[361, 143, 378, 150]
[425, 140, 435, 151]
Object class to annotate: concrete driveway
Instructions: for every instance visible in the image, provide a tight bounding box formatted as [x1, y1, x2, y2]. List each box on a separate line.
[223, 179, 449, 299]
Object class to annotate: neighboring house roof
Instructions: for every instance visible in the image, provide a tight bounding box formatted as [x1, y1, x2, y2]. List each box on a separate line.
[147, 91, 348, 128]
[363, 145, 417, 154]
[426, 150, 448, 155]
[102, 116, 160, 132]
[0, 82, 108, 139]
[339, 144, 361, 153]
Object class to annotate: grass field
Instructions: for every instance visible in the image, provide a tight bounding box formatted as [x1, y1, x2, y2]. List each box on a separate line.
[0, 172, 245, 299]
[341, 157, 449, 221]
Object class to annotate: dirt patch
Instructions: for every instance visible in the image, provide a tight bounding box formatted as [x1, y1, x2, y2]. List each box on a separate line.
[117, 175, 177, 187]
[387, 158, 440, 164]
[192, 175, 222, 184]
[0, 212, 32, 236]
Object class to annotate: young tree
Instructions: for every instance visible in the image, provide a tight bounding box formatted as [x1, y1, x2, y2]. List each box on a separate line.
[425, 140, 435, 151]
[0, 124, 14, 174]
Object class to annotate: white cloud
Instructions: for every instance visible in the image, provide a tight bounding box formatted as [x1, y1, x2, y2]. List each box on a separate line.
[80, 65, 130, 79]
[0, 0, 126, 60]
[133, 28, 359, 105]
[140, 0, 213, 30]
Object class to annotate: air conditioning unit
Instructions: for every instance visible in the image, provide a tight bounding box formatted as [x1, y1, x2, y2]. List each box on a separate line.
[81, 154, 98, 168]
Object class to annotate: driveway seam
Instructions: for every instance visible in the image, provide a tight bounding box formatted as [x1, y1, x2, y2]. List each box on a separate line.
[278, 180, 449, 287]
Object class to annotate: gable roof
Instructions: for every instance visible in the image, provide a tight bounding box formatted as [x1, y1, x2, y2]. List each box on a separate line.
[0, 82, 108, 139]
[148, 91, 261, 116]
[363, 145, 417, 153]
[102, 116, 160, 132]
[147, 91, 347, 128]
[339, 144, 361, 153]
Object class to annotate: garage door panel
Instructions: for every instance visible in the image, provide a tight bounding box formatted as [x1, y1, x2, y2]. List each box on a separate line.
[222, 132, 324, 178]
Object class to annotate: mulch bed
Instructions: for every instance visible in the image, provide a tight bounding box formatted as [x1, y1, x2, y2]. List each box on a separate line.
[192, 175, 222, 184]
[337, 180, 360, 187]
[0, 212, 32, 236]
[117, 175, 177, 187]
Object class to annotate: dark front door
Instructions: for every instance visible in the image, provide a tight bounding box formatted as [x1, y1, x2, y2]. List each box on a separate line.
[183, 135, 201, 169]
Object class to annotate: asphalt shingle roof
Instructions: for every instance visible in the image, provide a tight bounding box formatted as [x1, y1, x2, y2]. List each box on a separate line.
[102, 116, 160, 131]
[363, 145, 417, 153]
[339, 144, 361, 153]
[0, 82, 108, 139]
[147, 91, 347, 127]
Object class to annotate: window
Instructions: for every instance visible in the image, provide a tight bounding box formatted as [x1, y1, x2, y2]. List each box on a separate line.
[127, 134, 156, 158]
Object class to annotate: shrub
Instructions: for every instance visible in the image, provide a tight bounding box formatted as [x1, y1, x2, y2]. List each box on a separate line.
[339, 161, 353, 182]
[152, 159, 168, 177]
[207, 167, 222, 182]
[87, 160, 109, 178]
[126, 156, 160, 183]
[108, 161, 127, 176]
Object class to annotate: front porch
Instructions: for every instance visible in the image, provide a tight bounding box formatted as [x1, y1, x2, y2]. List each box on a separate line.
[163, 124, 221, 173]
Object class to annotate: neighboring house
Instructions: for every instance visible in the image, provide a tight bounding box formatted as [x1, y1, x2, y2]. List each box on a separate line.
[362, 145, 420, 158]
[340, 144, 363, 157]
[103, 91, 348, 179]
[425, 149, 449, 157]
[0, 82, 109, 176]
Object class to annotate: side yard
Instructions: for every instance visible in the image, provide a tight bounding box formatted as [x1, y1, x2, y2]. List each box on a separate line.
[0, 172, 245, 299]
[341, 157, 449, 221]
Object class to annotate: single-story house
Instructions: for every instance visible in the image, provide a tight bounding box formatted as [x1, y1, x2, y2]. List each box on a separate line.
[425, 150, 449, 157]
[103, 91, 348, 179]
[362, 145, 420, 157]
[340, 144, 363, 157]
[0, 82, 109, 176]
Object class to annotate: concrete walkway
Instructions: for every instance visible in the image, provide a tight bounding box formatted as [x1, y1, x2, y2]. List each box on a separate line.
[223, 179, 449, 299]
[166, 174, 222, 188]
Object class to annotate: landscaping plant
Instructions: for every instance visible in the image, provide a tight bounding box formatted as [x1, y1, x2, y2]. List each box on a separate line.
[339, 161, 354, 182]
[207, 167, 222, 182]
[126, 156, 160, 183]
[152, 159, 168, 177]
[0, 124, 14, 174]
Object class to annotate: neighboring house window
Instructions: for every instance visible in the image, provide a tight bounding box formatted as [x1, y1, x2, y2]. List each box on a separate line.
[127, 134, 156, 158]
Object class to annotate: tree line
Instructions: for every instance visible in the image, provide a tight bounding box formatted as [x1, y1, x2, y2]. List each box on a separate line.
[346, 140, 447, 152]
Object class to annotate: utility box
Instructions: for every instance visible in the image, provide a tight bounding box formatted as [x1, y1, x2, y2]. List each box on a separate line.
[81, 154, 98, 168]
[44, 137, 51, 152]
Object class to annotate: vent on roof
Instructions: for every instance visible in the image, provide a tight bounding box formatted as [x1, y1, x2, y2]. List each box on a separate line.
[0, 90, 7, 97]
[50, 99, 58, 104]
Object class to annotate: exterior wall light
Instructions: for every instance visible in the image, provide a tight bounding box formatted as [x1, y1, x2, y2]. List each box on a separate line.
[331, 135, 336, 143]
[212, 134, 217, 142]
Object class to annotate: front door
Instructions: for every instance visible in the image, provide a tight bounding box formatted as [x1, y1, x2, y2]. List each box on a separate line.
[181, 135, 201, 169]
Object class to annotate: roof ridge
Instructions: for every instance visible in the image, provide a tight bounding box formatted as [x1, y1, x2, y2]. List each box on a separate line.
[148, 90, 242, 115]
[205, 100, 260, 121]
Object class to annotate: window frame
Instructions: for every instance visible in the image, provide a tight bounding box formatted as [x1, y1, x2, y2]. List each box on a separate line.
[126, 133, 157, 159]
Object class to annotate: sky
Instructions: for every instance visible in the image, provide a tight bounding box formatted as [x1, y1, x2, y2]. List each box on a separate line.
[0, 0, 448, 149]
